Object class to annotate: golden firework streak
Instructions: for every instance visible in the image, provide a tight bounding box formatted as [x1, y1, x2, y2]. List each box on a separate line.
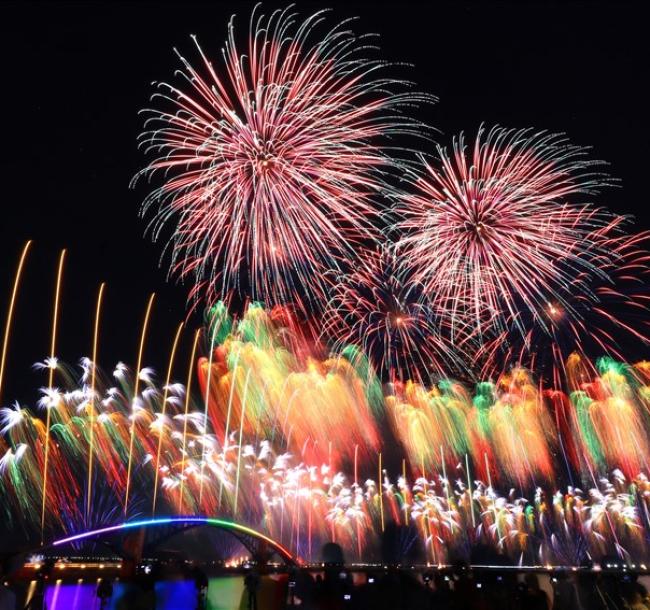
[40, 249, 66, 542]
[86, 282, 106, 520]
[124, 293, 155, 515]
[0, 241, 32, 401]
[178, 329, 200, 514]
[152, 322, 183, 516]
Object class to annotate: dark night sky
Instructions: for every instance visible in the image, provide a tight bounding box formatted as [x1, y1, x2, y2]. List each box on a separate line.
[0, 1, 647, 405]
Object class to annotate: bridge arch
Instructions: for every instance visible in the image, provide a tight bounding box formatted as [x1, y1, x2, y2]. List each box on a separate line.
[45, 517, 296, 565]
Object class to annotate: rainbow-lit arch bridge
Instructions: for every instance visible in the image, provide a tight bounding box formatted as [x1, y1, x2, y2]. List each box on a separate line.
[41, 517, 297, 566]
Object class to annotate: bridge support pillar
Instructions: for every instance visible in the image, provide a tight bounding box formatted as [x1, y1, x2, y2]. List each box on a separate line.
[120, 528, 145, 578]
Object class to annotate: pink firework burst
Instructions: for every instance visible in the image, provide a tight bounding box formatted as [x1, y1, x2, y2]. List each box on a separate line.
[134, 6, 433, 312]
[322, 247, 468, 382]
[395, 125, 618, 340]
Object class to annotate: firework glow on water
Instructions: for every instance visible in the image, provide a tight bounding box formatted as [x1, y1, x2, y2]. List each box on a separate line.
[2, 5, 650, 569]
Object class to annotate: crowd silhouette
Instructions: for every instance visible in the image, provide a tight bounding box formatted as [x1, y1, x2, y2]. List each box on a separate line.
[286, 562, 650, 610]
[3, 532, 650, 609]
[282, 529, 650, 610]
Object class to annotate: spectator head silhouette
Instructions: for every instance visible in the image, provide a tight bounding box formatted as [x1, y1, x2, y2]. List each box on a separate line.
[321, 542, 345, 566]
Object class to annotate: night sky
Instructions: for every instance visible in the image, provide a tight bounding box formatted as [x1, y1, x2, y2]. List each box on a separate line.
[0, 1, 646, 406]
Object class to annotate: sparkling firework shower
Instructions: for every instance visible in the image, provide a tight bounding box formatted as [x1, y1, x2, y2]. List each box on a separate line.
[3, 301, 650, 564]
[134, 5, 433, 313]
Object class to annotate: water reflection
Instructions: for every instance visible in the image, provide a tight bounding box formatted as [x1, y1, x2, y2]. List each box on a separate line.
[43, 576, 247, 610]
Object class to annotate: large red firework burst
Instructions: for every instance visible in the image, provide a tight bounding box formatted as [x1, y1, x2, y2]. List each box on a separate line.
[322, 247, 468, 382]
[395, 125, 620, 340]
[134, 6, 433, 312]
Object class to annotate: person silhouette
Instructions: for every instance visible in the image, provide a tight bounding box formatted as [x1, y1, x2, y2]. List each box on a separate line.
[97, 578, 114, 610]
[244, 569, 260, 610]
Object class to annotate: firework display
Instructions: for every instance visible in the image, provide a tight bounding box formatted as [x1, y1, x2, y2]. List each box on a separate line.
[396, 127, 623, 339]
[134, 5, 432, 313]
[476, 230, 650, 384]
[2, 302, 650, 565]
[2, 5, 650, 570]
[322, 247, 469, 383]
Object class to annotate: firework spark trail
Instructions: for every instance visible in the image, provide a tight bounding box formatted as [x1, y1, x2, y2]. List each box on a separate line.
[178, 329, 201, 514]
[572, 356, 650, 478]
[40, 249, 65, 543]
[124, 293, 156, 516]
[152, 321, 183, 516]
[197, 303, 381, 467]
[0, 241, 32, 402]
[133, 5, 434, 313]
[395, 125, 619, 343]
[86, 283, 105, 521]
